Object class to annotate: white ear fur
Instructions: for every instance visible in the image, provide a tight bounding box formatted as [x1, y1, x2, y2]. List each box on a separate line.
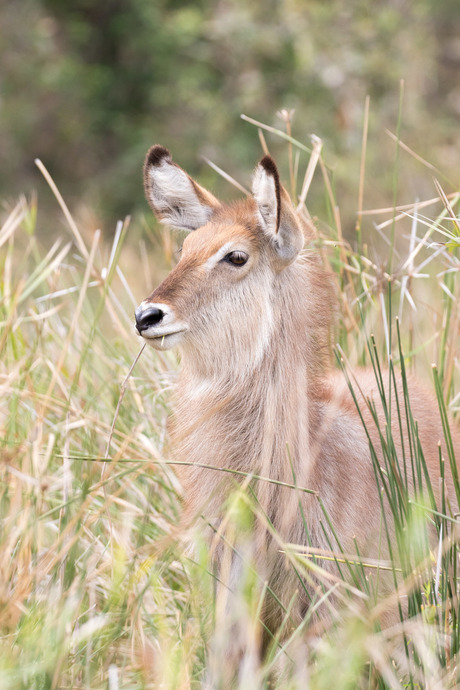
[252, 156, 304, 268]
[252, 164, 279, 235]
[144, 146, 219, 232]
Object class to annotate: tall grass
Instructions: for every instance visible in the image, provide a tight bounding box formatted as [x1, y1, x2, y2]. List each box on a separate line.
[1, 114, 459, 688]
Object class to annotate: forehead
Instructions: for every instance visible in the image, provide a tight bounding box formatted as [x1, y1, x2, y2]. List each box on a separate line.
[181, 200, 260, 260]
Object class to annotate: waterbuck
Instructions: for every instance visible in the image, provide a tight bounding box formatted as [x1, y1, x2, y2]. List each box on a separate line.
[134, 145, 459, 654]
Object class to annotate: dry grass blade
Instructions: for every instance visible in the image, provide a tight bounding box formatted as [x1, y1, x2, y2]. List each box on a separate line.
[241, 113, 312, 154]
[17, 240, 72, 305]
[2, 114, 459, 690]
[38, 229, 100, 421]
[258, 127, 270, 156]
[296, 135, 322, 212]
[356, 94, 370, 235]
[202, 156, 250, 195]
[360, 193, 459, 216]
[375, 196, 460, 231]
[0, 200, 27, 249]
[433, 177, 460, 239]
[385, 128, 445, 178]
[35, 158, 89, 259]
[105, 343, 146, 461]
[278, 108, 296, 198]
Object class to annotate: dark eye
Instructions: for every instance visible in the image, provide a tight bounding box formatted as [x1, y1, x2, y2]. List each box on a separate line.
[224, 251, 249, 266]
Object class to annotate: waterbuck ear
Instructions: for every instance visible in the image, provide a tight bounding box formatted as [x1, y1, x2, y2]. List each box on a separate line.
[143, 145, 221, 232]
[252, 155, 304, 267]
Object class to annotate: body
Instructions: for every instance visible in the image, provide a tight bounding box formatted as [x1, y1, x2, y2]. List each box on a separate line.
[135, 145, 459, 641]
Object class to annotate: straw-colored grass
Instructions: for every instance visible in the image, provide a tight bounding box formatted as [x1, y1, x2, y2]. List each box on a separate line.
[1, 113, 459, 688]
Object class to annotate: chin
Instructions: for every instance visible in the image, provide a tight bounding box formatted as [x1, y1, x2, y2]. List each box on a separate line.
[143, 331, 185, 350]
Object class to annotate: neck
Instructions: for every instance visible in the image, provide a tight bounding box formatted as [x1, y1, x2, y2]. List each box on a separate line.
[170, 255, 332, 507]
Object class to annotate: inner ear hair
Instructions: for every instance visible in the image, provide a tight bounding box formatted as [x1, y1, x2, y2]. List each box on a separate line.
[143, 144, 221, 232]
[259, 155, 281, 233]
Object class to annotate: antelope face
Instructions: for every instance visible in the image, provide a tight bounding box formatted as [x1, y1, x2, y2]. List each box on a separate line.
[135, 146, 305, 357]
[135, 216, 262, 353]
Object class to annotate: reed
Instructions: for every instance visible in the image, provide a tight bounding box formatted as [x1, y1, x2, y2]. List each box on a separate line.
[0, 112, 459, 688]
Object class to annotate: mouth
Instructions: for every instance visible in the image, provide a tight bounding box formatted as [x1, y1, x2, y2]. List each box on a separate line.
[136, 326, 187, 350]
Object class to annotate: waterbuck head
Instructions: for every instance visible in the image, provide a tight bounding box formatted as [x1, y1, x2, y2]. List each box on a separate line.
[135, 145, 309, 374]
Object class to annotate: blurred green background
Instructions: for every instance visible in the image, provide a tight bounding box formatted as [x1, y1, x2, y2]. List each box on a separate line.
[2, 0, 460, 234]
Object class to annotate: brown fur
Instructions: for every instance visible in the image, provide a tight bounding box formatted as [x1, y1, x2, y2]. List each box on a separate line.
[136, 148, 460, 650]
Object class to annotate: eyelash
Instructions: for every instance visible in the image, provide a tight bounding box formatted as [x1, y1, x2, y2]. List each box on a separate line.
[176, 246, 248, 266]
[223, 251, 249, 266]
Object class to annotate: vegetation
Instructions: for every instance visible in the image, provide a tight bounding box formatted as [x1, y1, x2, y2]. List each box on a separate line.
[1, 109, 459, 687]
[2, 0, 460, 229]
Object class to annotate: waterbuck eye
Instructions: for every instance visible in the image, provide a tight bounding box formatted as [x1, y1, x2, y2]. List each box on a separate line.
[224, 250, 249, 266]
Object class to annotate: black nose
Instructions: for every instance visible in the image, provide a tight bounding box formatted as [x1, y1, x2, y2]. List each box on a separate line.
[135, 305, 164, 332]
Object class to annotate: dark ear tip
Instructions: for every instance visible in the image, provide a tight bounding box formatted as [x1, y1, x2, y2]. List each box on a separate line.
[259, 155, 279, 178]
[145, 145, 172, 168]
